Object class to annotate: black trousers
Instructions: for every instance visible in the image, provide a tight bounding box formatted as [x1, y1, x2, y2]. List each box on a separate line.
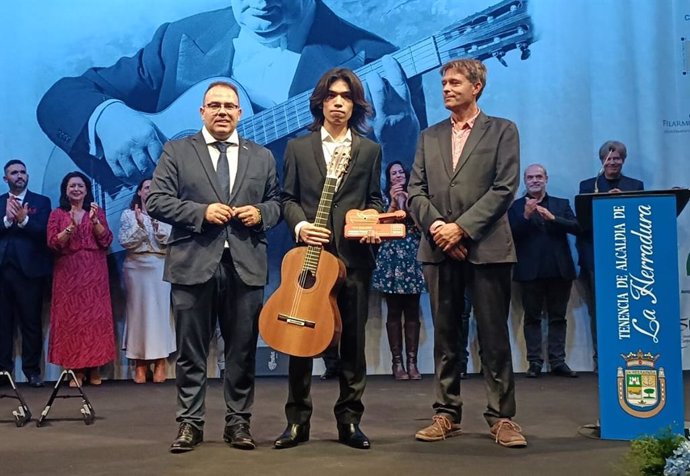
[285, 267, 371, 425]
[519, 278, 573, 367]
[0, 262, 44, 377]
[172, 252, 263, 430]
[424, 260, 515, 426]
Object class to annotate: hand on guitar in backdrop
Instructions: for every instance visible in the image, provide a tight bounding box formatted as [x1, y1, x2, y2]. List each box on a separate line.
[95, 103, 166, 186]
[205, 203, 235, 225]
[299, 224, 331, 246]
[365, 55, 420, 167]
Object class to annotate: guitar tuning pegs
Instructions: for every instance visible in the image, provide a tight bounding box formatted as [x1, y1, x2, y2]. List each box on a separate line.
[493, 50, 508, 67]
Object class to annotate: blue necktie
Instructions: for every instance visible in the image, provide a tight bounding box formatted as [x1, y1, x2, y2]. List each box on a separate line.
[214, 142, 230, 203]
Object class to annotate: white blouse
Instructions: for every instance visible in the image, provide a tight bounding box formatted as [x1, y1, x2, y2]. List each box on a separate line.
[118, 209, 171, 254]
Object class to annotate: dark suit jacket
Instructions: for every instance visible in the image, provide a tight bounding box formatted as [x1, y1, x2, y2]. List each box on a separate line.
[146, 132, 281, 286]
[36, 1, 426, 162]
[281, 131, 383, 269]
[508, 194, 579, 282]
[408, 112, 519, 264]
[0, 190, 52, 278]
[576, 174, 644, 271]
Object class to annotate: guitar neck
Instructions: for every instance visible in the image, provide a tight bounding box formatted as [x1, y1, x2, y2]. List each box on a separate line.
[303, 176, 338, 273]
[237, 0, 533, 146]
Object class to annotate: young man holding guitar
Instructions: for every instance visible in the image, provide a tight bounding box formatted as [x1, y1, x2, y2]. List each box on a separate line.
[276, 67, 383, 450]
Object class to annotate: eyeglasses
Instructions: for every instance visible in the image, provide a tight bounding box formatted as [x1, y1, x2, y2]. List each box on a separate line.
[204, 102, 240, 112]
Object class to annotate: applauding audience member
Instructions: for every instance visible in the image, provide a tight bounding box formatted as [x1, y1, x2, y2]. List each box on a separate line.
[47, 172, 115, 386]
[372, 161, 426, 380]
[119, 178, 175, 383]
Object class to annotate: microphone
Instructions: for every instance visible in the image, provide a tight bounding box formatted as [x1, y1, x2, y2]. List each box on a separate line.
[593, 147, 614, 194]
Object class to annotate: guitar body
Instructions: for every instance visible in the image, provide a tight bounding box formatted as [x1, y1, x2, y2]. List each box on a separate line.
[259, 247, 346, 358]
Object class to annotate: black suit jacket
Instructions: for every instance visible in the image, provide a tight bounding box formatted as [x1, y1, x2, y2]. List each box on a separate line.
[147, 131, 281, 286]
[281, 131, 383, 269]
[0, 190, 52, 278]
[576, 174, 644, 271]
[508, 194, 579, 282]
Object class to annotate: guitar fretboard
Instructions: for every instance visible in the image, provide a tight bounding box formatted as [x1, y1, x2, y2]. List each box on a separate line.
[237, 0, 533, 146]
[303, 176, 339, 274]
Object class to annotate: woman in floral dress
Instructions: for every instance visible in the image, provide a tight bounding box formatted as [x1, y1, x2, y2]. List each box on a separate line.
[372, 162, 426, 380]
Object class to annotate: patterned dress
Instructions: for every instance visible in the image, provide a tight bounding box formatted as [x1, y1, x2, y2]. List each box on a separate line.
[47, 208, 116, 368]
[372, 217, 427, 295]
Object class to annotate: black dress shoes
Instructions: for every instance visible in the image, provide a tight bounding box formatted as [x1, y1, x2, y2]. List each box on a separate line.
[337, 423, 370, 449]
[223, 423, 256, 450]
[526, 362, 542, 378]
[551, 363, 578, 378]
[170, 423, 203, 453]
[27, 374, 44, 388]
[274, 423, 310, 449]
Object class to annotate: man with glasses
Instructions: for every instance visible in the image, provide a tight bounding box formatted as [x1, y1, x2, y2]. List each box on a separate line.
[146, 81, 281, 453]
[576, 140, 643, 370]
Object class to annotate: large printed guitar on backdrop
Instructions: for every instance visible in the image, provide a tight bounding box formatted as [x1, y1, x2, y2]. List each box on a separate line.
[41, 0, 534, 253]
[258, 146, 350, 358]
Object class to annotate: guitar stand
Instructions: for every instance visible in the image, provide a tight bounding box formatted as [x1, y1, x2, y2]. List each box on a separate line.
[36, 370, 95, 427]
[0, 371, 32, 427]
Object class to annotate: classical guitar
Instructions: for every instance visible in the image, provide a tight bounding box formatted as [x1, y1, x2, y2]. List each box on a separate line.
[41, 0, 534, 253]
[258, 146, 351, 358]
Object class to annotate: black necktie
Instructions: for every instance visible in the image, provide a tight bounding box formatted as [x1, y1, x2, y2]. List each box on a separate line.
[214, 142, 230, 203]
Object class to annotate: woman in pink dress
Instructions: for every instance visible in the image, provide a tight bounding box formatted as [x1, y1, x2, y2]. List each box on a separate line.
[47, 171, 115, 386]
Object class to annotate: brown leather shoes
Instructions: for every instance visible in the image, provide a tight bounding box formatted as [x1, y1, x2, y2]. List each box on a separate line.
[489, 419, 527, 447]
[415, 414, 462, 441]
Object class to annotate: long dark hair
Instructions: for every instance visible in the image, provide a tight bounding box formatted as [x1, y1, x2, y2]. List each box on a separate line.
[383, 161, 410, 198]
[58, 171, 95, 211]
[129, 178, 151, 210]
[308, 67, 372, 135]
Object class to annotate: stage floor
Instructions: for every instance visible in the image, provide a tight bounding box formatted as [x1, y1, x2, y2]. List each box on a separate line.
[1, 373, 687, 476]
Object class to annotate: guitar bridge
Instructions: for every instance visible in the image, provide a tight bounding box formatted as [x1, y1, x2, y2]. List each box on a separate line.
[278, 314, 316, 329]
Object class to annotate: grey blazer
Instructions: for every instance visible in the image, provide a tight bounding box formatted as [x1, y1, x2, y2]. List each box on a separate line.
[147, 131, 281, 286]
[408, 112, 519, 265]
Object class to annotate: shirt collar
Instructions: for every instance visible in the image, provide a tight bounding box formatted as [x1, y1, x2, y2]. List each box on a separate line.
[320, 127, 352, 144]
[10, 190, 27, 201]
[450, 109, 481, 131]
[203, 127, 239, 146]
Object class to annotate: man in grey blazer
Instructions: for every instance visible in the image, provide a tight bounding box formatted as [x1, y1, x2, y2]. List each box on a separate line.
[147, 81, 281, 453]
[408, 59, 526, 447]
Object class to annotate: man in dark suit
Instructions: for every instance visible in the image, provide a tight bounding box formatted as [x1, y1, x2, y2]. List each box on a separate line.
[0, 160, 52, 387]
[508, 164, 580, 379]
[408, 59, 526, 447]
[576, 140, 643, 368]
[147, 81, 281, 453]
[275, 67, 383, 450]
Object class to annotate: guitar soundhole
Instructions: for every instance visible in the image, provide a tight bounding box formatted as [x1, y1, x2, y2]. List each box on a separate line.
[298, 270, 316, 290]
